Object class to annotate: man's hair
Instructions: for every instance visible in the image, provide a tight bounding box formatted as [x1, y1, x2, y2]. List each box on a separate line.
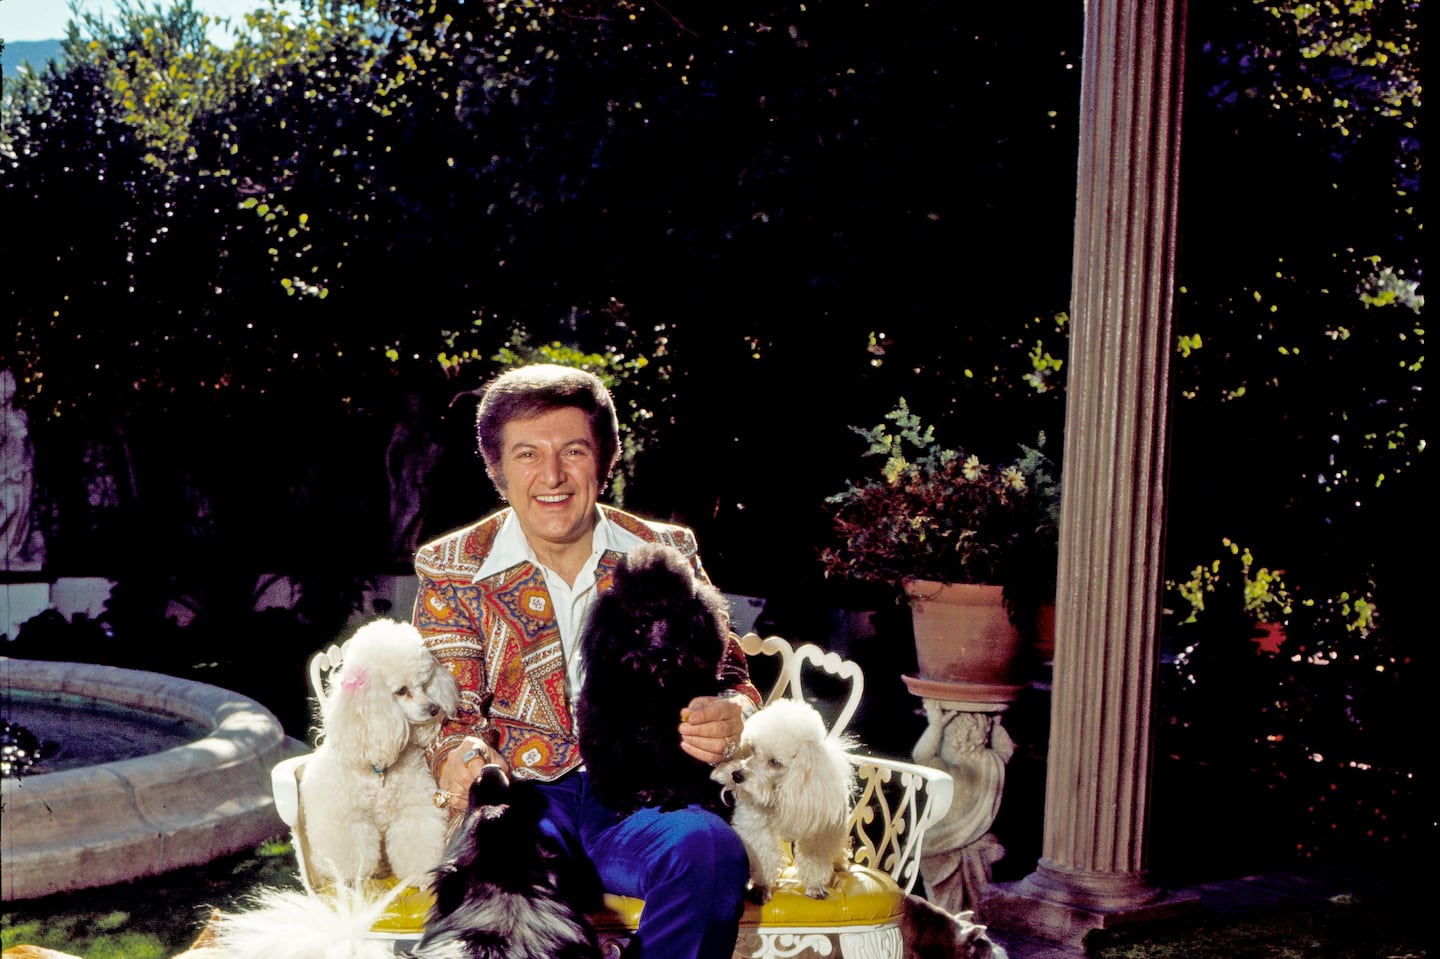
[476, 364, 621, 488]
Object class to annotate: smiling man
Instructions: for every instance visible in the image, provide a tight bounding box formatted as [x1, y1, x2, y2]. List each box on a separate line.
[411, 363, 761, 959]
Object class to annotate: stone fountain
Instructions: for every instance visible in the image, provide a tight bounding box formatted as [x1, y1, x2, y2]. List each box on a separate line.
[1, 656, 308, 901]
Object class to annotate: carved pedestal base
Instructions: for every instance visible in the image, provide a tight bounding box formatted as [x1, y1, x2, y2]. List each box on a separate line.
[906, 682, 1020, 915]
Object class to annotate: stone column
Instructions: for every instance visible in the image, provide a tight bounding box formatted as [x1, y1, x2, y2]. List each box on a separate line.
[981, 0, 1198, 946]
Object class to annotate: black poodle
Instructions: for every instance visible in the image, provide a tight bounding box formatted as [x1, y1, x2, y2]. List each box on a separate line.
[576, 541, 732, 816]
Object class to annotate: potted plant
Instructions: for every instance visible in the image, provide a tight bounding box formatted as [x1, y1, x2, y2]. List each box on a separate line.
[820, 399, 1059, 688]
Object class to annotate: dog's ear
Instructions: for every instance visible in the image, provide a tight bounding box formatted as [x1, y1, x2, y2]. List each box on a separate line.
[776, 736, 856, 834]
[686, 594, 726, 655]
[821, 736, 860, 801]
[326, 665, 412, 770]
[425, 660, 461, 722]
[413, 666, 460, 749]
[696, 578, 731, 638]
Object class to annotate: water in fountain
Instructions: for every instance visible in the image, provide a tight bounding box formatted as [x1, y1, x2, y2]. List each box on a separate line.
[1, 688, 209, 776]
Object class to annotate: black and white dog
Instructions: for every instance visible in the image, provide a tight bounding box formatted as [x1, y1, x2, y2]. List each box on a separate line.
[576, 541, 733, 815]
[410, 764, 601, 959]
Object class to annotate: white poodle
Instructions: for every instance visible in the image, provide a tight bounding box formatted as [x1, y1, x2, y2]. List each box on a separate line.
[712, 698, 858, 902]
[299, 618, 459, 887]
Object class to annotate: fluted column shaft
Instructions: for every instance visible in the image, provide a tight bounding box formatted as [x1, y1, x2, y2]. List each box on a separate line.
[1031, 0, 1187, 909]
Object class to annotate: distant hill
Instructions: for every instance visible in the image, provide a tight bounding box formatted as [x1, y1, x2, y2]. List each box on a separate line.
[2, 39, 66, 77]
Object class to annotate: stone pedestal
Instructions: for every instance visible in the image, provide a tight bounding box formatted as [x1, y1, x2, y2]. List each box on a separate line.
[982, 869, 1200, 947]
[906, 678, 1023, 914]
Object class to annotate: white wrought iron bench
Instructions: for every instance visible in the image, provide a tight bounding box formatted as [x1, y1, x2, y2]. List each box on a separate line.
[271, 632, 955, 958]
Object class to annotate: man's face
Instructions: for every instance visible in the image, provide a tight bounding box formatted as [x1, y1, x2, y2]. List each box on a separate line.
[492, 406, 602, 554]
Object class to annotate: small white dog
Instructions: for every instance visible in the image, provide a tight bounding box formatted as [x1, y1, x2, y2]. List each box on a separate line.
[713, 698, 858, 902]
[184, 882, 406, 959]
[299, 618, 459, 887]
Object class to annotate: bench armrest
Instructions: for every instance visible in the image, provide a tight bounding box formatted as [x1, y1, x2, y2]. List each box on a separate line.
[270, 752, 311, 830]
[848, 752, 953, 894]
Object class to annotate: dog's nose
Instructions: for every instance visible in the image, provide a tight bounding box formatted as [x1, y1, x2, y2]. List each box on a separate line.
[427, 703, 441, 716]
[732, 769, 746, 785]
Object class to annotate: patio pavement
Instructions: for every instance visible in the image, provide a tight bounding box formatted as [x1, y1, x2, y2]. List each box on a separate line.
[983, 864, 1408, 958]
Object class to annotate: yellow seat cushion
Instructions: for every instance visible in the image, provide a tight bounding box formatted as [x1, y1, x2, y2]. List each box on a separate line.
[318, 866, 904, 938]
[590, 864, 904, 932]
[315, 877, 434, 935]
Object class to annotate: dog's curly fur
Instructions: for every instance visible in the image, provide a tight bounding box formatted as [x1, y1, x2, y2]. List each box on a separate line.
[411, 764, 602, 959]
[300, 618, 460, 887]
[576, 541, 732, 815]
[712, 698, 858, 902]
[189, 882, 406, 959]
[898, 896, 1011, 959]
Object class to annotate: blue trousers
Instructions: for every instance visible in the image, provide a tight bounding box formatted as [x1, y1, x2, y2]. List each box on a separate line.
[537, 771, 748, 959]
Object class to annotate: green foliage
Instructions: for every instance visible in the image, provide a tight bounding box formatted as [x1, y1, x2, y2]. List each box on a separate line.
[1163, 4, 1425, 789]
[1174, 0, 1423, 479]
[1, 0, 468, 422]
[1252, 0, 1421, 168]
[67, 0, 237, 173]
[3, 0, 1083, 596]
[1021, 312, 1069, 393]
[1357, 260, 1425, 313]
[1169, 537, 1295, 626]
[1160, 538, 1417, 870]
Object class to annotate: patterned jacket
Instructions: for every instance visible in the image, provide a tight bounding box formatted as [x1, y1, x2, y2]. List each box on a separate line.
[412, 505, 761, 782]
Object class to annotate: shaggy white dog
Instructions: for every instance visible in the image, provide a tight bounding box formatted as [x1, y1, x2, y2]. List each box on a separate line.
[299, 618, 459, 887]
[182, 883, 405, 959]
[713, 698, 858, 902]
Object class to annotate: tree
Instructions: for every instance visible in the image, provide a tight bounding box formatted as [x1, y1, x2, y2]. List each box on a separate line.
[1154, 0, 1426, 871]
[1171, 0, 1422, 563]
[8, 0, 1084, 593]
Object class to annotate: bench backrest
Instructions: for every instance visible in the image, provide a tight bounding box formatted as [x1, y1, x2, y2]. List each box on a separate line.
[739, 632, 953, 894]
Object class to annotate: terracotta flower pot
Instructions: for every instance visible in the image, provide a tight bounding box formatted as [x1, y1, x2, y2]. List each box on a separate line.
[903, 579, 1026, 687]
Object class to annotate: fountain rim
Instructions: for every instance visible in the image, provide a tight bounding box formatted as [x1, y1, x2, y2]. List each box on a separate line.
[2, 656, 303, 785]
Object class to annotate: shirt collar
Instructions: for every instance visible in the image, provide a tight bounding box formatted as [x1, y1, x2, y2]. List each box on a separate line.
[473, 506, 646, 583]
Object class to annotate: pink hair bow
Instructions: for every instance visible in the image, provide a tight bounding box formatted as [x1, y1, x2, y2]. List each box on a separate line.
[340, 666, 367, 690]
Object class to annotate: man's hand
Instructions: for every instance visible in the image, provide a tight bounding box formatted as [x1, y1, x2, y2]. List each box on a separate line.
[436, 736, 507, 811]
[678, 696, 745, 765]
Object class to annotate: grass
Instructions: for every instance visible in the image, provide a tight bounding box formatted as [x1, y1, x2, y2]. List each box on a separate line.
[1, 837, 302, 959]
[3, 840, 1429, 958]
